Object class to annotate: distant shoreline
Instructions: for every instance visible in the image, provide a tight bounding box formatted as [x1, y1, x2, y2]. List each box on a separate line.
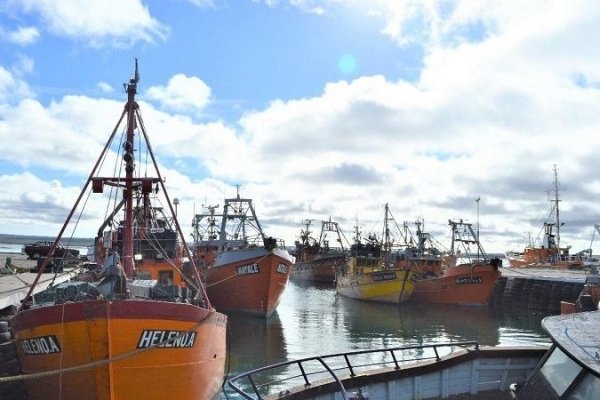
[0, 233, 93, 247]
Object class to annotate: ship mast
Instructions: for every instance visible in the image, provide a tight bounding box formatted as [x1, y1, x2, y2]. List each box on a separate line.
[122, 60, 139, 277]
[552, 164, 561, 249]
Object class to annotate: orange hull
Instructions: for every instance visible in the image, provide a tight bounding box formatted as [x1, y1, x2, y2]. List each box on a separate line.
[12, 300, 227, 400]
[507, 247, 583, 269]
[205, 250, 292, 317]
[411, 263, 500, 306]
[290, 255, 345, 283]
[395, 258, 443, 276]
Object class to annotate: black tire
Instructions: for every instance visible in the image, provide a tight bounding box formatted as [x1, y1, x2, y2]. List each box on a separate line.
[0, 331, 11, 343]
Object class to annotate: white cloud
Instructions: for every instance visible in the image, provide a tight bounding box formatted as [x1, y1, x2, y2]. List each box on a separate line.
[4, 26, 40, 45]
[2, 1, 600, 255]
[0, 65, 33, 102]
[15, 0, 168, 47]
[14, 54, 34, 75]
[97, 81, 114, 93]
[145, 74, 212, 114]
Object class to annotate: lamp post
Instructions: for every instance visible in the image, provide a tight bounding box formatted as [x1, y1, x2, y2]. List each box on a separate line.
[174, 198, 179, 217]
[476, 196, 480, 260]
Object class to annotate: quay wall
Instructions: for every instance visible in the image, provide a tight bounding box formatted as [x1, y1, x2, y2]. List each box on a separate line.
[490, 275, 584, 314]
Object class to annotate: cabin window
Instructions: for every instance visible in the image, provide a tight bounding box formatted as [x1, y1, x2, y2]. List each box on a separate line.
[158, 270, 173, 285]
[567, 373, 600, 399]
[539, 347, 582, 396]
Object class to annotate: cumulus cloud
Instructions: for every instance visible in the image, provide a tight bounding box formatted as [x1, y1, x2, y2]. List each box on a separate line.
[2, 26, 40, 45]
[0, 65, 33, 102]
[97, 81, 113, 93]
[2, 1, 600, 253]
[145, 74, 212, 115]
[13, 0, 168, 47]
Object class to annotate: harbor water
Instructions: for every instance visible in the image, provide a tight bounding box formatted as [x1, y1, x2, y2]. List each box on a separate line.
[221, 281, 549, 398]
[0, 242, 550, 399]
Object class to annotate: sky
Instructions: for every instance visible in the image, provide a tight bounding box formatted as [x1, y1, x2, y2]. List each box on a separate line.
[1, 0, 600, 255]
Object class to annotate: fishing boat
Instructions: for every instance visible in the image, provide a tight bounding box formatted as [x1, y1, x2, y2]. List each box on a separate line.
[10, 62, 227, 400]
[410, 219, 501, 306]
[227, 310, 600, 400]
[191, 193, 294, 318]
[290, 218, 348, 284]
[336, 223, 415, 304]
[506, 165, 583, 269]
[389, 214, 446, 277]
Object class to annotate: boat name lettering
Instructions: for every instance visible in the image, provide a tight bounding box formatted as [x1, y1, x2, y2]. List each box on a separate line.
[21, 335, 61, 355]
[456, 276, 483, 284]
[237, 263, 259, 275]
[372, 272, 397, 282]
[276, 263, 287, 274]
[137, 330, 197, 349]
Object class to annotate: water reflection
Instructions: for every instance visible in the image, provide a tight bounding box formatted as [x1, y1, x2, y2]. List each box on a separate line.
[336, 296, 502, 347]
[225, 312, 287, 382]
[222, 281, 550, 398]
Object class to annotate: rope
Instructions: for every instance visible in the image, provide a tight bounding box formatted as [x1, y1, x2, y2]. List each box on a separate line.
[0, 307, 218, 384]
[205, 271, 240, 288]
[204, 251, 271, 288]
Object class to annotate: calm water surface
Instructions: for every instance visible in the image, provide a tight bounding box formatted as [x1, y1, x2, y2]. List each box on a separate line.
[221, 281, 549, 398]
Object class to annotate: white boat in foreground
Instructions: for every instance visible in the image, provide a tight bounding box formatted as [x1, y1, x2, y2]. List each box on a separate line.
[228, 310, 600, 399]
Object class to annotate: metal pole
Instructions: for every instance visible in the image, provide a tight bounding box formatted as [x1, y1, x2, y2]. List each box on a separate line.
[476, 197, 480, 260]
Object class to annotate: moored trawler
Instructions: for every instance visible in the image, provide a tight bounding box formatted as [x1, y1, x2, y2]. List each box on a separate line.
[506, 165, 583, 270]
[410, 219, 501, 306]
[290, 218, 348, 284]
[336, 256, 415, 304]
[336, 224, 415, 304]
[9, 62, 227, 400]
[192, 194, 294, 318]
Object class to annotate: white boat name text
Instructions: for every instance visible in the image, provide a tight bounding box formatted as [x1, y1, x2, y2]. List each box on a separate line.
[455, 276, 483, 284]
[276, 263, 287, 274]
[21, 335, 61, 355]
[372, 272, 397, 282]
[137, 330, 197, 348]
[237, 263, 259, 275]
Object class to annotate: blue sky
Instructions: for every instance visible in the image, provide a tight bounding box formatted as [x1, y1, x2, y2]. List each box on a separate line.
[1, 0, 600, 254]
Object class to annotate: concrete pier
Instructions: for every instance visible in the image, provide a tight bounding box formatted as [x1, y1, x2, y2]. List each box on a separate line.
[491, 267, 590, 314]
[0, 253, 77, 312]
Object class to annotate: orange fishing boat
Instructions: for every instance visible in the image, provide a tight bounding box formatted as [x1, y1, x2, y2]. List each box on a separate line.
[290, 218, 347, 284]
[192, 194, 294, 318]
[11, 62, 227, 400]
[411, 219, 501, 306]
[506, 165, 583, 269]
[393, 218, 445, 277]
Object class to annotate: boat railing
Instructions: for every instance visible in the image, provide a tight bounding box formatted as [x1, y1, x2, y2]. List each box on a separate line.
[227, 341, 480, 399]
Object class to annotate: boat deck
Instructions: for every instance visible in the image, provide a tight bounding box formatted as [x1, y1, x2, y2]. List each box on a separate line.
[499, 266, 591, 284]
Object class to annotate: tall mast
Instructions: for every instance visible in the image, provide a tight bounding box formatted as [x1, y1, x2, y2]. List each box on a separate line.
[552, 164, 561, 249]
[122, 60, 139, 277]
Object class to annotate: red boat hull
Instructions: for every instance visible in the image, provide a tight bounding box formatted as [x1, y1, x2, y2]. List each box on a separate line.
[290, 255, 345, 284]
[411, 263, 500, 306]
[204, 249, 292, 317]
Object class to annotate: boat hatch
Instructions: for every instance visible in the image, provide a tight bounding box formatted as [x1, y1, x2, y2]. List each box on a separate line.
[517, 345, 600, 399]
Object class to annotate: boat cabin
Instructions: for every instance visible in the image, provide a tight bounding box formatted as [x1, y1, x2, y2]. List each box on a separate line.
[515, 311, 600, 399]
